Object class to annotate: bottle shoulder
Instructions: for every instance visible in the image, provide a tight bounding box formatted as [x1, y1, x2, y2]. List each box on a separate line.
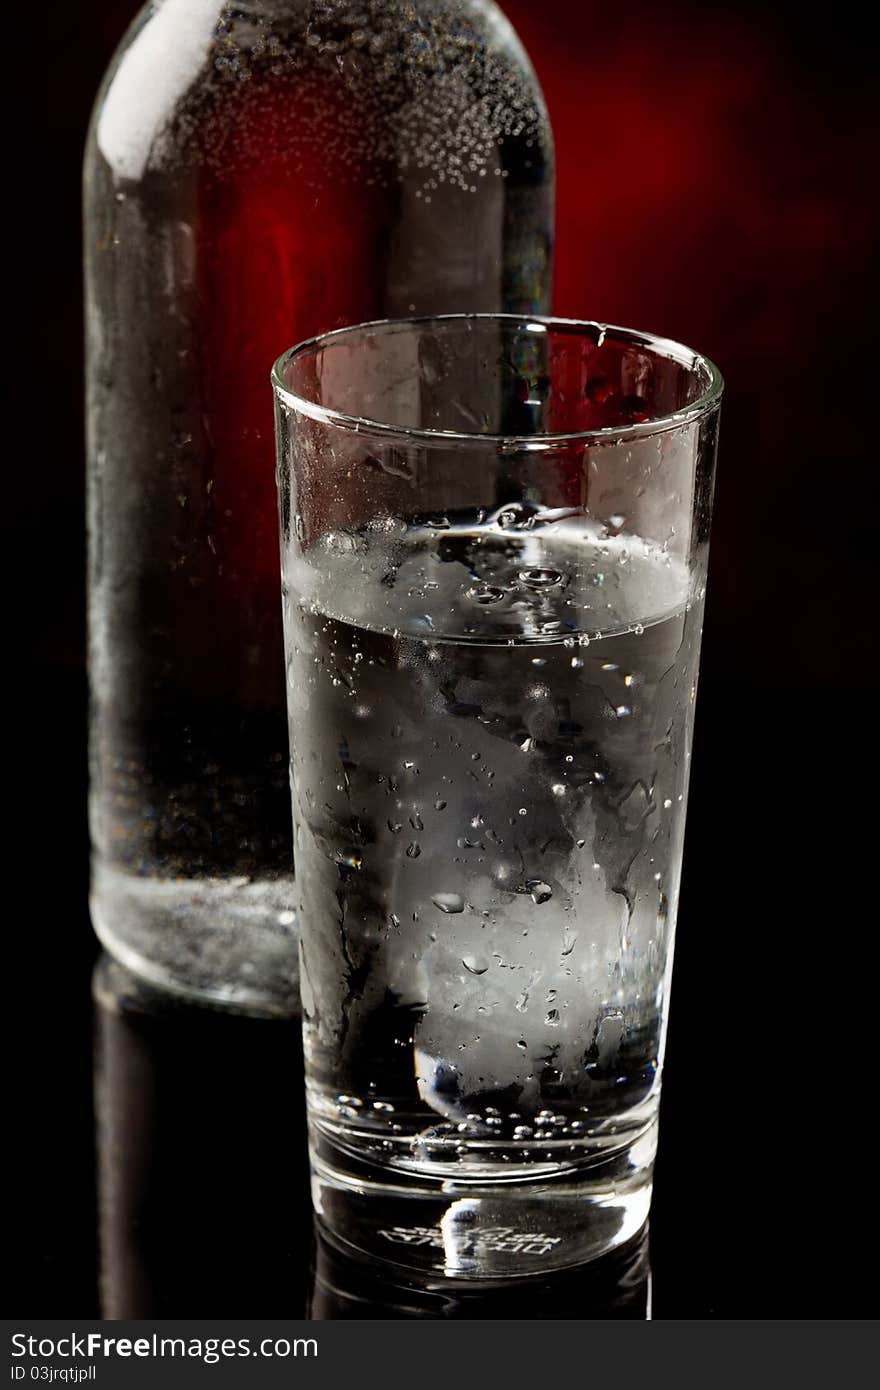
[85, 0, 553, 186]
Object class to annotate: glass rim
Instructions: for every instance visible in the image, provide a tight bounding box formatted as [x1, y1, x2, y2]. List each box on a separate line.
[271, 313, 723, 448]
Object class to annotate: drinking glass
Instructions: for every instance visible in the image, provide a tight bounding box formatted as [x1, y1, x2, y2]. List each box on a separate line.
[273, 315, 722, 1278]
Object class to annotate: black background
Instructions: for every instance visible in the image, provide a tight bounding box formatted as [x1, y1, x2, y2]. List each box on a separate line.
[9, 0, 877, 1318]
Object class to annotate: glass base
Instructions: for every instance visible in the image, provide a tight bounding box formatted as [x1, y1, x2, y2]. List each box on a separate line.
[309, 1121, 657, 1279]
[91, 860, 299, 1017]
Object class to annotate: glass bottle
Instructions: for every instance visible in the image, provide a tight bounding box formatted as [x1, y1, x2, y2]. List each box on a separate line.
[85, 0, 554, 1015]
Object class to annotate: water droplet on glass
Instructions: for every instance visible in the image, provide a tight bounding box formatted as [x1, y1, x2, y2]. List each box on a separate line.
[524, 879, 553, 904]
[545, 1009, 560, 1026]
[466, 584, 505, 605]
[519, 567, 564, 589]
[335, 848, 362, 869]
[434, 799, 447, 811]
[406, 842, 421, 859]
[432, 892, 465, 914]
[462, 954, 489, 975]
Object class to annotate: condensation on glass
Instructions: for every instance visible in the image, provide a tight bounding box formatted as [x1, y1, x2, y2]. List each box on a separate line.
[84, 1, 554, 1015]
[274, 315, 722, 1274]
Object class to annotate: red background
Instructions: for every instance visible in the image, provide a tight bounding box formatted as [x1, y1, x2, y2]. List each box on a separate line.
[22, 0, 876, 692]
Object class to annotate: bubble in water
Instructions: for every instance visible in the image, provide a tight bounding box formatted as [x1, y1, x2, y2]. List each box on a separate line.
[518, 567, 564, 589]
[432, 892, 465, 914]
[462, 954, 489, 975]
[466, 584, 505, 605]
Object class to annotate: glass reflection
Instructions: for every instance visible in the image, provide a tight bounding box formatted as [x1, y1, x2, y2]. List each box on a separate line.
[309, 1223, 651, 1319]
[95, 953, 651, 1318]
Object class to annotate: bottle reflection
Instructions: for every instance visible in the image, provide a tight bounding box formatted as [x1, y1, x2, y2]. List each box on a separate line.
[93, 954, 311, 1317]
[308, 1224, 651, 1319]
